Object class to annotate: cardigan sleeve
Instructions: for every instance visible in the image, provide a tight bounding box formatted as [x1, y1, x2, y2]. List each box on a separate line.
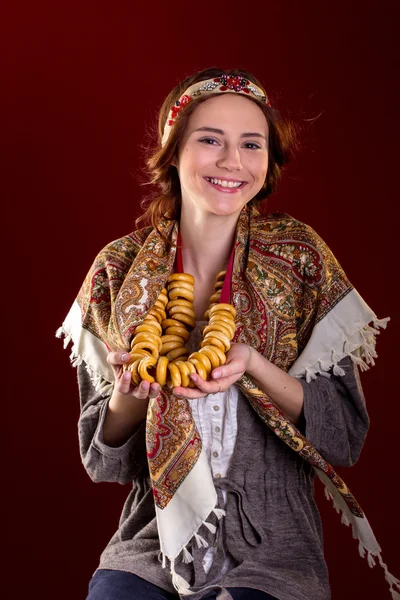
[299, 356, 370, 466]
[77, 363, 149, 484]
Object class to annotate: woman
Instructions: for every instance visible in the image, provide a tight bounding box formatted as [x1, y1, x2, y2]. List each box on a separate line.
[58, 68, 398, 600]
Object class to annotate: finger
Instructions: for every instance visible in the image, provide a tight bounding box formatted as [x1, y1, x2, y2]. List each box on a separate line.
[209, 375, 238, 390]
[173, 375, 222, 398]
[107, 351, 130, 366]
[211, 360, 244, 381]
[115, 370, 133, 394]
[132, 379, 151, 400]
[149, 382, 161, 399]
[173, 386, 208, 399]
[189, 373, 223, 394]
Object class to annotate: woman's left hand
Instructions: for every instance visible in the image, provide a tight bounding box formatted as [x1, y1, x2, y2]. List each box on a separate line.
[173, 343, 253, 399]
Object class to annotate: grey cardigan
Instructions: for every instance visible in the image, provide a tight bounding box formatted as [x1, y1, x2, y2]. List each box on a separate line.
[77, 358, 369, 600]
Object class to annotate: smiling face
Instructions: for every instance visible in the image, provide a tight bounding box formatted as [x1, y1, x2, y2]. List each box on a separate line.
[175, 94, 269, 218]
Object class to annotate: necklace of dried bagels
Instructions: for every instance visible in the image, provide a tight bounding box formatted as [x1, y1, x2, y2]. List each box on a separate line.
[124, 270, 236, 389]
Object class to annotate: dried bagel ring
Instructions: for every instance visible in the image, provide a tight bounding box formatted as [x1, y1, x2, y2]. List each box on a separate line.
[135, 322, 162, 336]
[149, 307, 167, 322]
[156, 356, 169, 386]
[145, 314, 162, 325]
[209, 292, 221, 304]
[169, 304, 196, 319]
[200, 336, 225, 352]
[189, 351, 212, 374]
[209, 303, 236, 318]
[168, 363, 182, 387]
[125, 358, 141, 385]
[199, 345, 221, 369]
[189, 358, 207, 380]
[146, 309, 163, 324]
[148, 306, 164, 319]
[132, 341, 159, 360]
[166, 298, 193, 311]
[162, 318, 184, 329]
[201, 344, 226, 366]
[216, 270, 227, 281]
[160, 341, 184, 355]
[168, 288, 195, 303]
[129, 349, 152, 361]
[209, 315, 236, 335]
[138, 356, 157, 383]
[203, 322, 233, 340]
[158, 292, 169, 306]
[161, 334, 185, 345]
[158, 298, 169, 310]
[203, 320, 233, 338]
[164, 326, 190, 342]
[174, 361, 191, 387]
[171, 312, 196, 329]
[131, 332, 162, 351]
[168, 280, 194, 292]
[209, 310, 235, 324]
[166, 347, 189, 362]
[204, 303, 218, 319]
[204, 330, 231, 352]
[184, 360, 196, 387]
[154, 299, 167, 311]
[168, 273, 195, 285]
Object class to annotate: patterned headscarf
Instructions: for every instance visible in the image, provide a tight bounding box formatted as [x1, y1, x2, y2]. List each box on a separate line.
[161, 73, 270, 146]
[57, 207, 399, 598]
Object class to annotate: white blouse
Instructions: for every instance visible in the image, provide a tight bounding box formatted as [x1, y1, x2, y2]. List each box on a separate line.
[187, 323, 239, 574]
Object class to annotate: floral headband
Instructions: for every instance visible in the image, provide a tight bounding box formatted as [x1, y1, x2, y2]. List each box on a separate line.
[161, 74, 270, 146]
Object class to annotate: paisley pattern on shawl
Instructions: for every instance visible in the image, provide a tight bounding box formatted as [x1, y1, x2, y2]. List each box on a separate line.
[73, 206, 365, 515]
[237, 374, 363, 516]
[62, 206, 399, 598]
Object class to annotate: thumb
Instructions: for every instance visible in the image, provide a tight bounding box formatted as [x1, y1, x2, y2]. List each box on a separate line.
[107, 351, 130, 366]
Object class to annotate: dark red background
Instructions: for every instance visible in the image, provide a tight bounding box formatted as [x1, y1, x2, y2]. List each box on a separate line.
[4, 2, 399, 599]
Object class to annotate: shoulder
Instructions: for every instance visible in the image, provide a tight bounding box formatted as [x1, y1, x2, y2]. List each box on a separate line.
[77, 225, 154, 310]
[251, 212, 323, 243]
[249, 213, 343, 286]
[93, 225, 153, 268]
[251, 212, 336, 256]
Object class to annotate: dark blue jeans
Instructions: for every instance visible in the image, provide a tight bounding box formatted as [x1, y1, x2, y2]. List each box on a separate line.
[87, 569, 278, 599]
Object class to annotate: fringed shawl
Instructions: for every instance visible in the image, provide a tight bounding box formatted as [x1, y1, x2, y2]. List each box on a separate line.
[57, 208, 399, 598]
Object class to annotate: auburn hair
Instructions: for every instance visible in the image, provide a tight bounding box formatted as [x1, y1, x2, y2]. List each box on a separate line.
[137, 67, 298, 233]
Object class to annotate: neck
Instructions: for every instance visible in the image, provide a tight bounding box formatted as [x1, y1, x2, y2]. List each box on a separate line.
[179, 207, 238, 279]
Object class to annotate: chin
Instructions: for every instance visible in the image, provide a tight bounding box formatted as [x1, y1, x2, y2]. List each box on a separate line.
[207, 203, 247, 217]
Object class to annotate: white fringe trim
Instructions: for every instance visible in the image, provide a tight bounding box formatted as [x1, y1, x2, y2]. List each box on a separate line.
[212, 507, 226, 520]
[161, 503, 225, 595]
[181, 546, 193, 564]
[300, 317, 390, 383]
[316, 470, 400, 599]
[377, 554, 400, 600]
[170, 558, 194, 595]
[56, 325, 114, 397]
[194, 532, 209, 548]
[202, 520, 216, 534]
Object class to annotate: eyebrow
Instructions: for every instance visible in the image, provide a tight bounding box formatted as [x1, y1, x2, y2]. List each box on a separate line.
[192, 126, 267, 140]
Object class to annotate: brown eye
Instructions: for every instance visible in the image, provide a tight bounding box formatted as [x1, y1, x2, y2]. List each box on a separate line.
[243, 142, 261, 150]
[199, 138, 218, 145]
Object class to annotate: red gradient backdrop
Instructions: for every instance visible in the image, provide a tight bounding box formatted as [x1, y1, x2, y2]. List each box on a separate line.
[4, 2, 399, 599]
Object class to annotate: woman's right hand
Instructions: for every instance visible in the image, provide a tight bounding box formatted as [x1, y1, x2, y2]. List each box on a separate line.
[103, 351, 161, 447]
[107, 351, 161, 400]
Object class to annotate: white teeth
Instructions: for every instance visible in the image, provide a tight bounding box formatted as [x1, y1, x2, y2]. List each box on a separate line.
[207, 177, 242, 188]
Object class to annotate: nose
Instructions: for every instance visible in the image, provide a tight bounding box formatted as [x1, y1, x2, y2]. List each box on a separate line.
[216, 144, 243, 171]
